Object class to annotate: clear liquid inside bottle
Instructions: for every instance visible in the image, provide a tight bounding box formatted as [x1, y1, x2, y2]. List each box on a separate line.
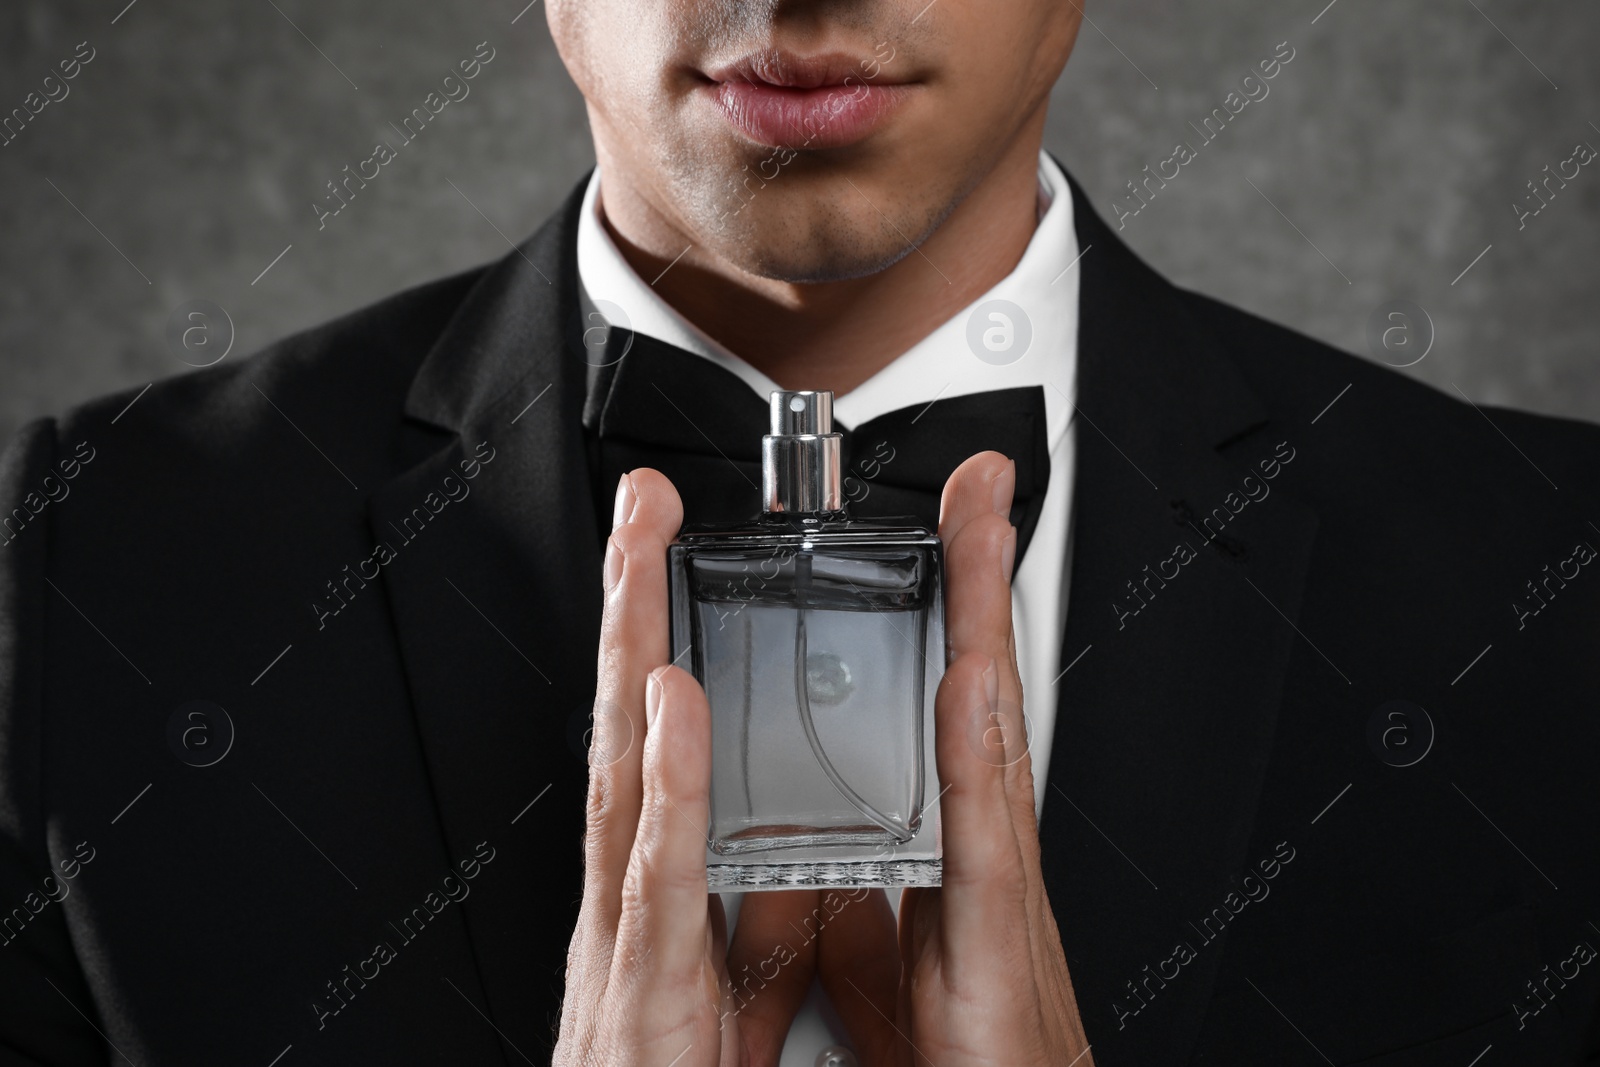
[670, 526, 943, 889]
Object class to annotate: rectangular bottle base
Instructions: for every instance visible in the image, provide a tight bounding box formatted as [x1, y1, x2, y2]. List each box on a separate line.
[708, 857, 941, 890]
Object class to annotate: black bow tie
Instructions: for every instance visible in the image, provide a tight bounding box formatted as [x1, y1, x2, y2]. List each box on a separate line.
[582, 333, 1052, 567]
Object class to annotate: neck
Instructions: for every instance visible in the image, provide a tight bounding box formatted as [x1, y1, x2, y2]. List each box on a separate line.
[596, 128, 1047, 396]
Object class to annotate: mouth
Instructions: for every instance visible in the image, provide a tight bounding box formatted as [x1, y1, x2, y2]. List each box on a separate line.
[699, 49, 915, 151]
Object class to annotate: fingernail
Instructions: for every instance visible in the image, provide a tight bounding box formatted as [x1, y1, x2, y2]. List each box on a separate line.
[990, 459, 1015, 517]
[645, 668, 666, 729]
[982, 657, 999, 710]
[612, 473, 637, 531]
[1000, 527, 1017, 581]
[603, 537, 624, 594]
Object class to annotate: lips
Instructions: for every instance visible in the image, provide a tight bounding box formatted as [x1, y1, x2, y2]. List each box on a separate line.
[701, 50, 913, 150]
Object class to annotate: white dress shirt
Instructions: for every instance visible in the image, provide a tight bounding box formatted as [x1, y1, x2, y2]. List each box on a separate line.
[576, 152, 1081, 1067]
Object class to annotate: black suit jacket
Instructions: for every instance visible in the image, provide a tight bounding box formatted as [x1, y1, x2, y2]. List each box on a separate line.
[3, 170, 1598, 1066]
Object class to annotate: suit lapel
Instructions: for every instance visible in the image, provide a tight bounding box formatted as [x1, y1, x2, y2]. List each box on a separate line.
[1039, 176, 1321, 1065]
[365, 182, 600, 1058]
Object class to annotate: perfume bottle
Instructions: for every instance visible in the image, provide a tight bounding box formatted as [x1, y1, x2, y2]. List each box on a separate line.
[668, 390, 945, 889]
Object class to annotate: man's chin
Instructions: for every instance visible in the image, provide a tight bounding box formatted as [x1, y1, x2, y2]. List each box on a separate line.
[730, 239, 918, 285]
[699, 201, 942, 285]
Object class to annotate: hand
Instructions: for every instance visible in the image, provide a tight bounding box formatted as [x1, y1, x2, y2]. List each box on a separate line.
[554, 469, 884, 1067]
[816, 452, 1094, 1067]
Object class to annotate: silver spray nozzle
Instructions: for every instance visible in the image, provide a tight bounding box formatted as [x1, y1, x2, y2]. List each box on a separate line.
[763, 390, 843, 514]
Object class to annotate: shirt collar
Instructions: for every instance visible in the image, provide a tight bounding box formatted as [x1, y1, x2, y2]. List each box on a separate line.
[576, 151, 1079, 449]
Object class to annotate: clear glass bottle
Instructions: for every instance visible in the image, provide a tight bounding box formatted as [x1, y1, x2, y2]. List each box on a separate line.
[668, 391, 945, 889]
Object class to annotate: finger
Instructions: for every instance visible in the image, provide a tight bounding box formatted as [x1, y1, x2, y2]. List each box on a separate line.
[724, 891, 822, 1062]
[709, 892, 730, 980]
[933, 651, 1031, 961]
[938, 451, 1022, 716]
[814, 888, 902, 1067]
[708, 894, 742, 1065]
[942, 499, 1018, 687]
[706, 892, 760, 1067]
[937, 451, 1015, 547]
[614, 664, 714, 983]
[899, 886, 938, 971]
[899, 887, 939, 1064]
[941, 474, 1038, 837]
[939, 455, 1054, 978]
[585, 469, 683, 922]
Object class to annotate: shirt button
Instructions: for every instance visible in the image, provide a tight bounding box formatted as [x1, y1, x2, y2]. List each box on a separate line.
[815, 1047, 859, 1067]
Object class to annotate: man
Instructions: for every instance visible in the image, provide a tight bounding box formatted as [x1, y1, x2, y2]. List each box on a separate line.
[2, 1, 1597, 1065]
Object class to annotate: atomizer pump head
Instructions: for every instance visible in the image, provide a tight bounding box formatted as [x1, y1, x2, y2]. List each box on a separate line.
[763, 391, 843, 514]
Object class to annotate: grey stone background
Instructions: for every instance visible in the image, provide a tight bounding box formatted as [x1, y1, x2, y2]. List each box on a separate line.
[2, 0, 1596, 446]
